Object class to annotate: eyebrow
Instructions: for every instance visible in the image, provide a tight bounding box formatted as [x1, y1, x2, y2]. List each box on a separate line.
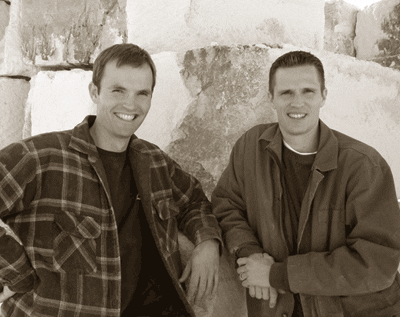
[110, 85, 126, 91]
[138, 89, 152, 95]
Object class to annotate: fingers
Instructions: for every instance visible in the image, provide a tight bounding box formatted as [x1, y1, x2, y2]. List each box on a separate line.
[269, 287, 278, 308]
[262, 287, 270, 300]
[236, 257, 248, 267]
[179, 258, 192, 283]
[0, 286, 16, 303]
[194, 269, 207, 304]
[249, 286, 256, 298]
[211, 267, 219, 297]
[255, 286, 263, 299]
[186, 271, 198, 304]
[247, 286, 281, 308]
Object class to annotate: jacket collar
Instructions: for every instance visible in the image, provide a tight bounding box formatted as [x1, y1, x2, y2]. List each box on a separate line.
[259, 120, 338, 172]
[69, 115, 151, 157]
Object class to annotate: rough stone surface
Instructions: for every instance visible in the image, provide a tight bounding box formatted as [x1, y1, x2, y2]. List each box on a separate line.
[0, 77, 30, 149]
[24, 69, 96, 138]
[127, 0, 325, 54]
[16, 0, 126, 68]
[0, 0, 36, 76]
[355, 0, 400, 70]
[166, 44, 278, 199]
[126, 0, 202, 54]
[0, 1, 10, 67]
[135, 52, 192, 149]
[324, 0, 358, 56]
[188, 0, 325, 50]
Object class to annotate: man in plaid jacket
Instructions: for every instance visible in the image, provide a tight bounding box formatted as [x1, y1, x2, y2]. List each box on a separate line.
[0, 44, 222, 316]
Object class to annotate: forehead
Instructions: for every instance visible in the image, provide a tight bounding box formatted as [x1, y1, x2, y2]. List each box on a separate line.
[274, 65, 321, 89]
[101, 60, 153, 87]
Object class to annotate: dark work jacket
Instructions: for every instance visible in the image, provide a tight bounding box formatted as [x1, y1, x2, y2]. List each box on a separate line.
[212, 120, 400, 317]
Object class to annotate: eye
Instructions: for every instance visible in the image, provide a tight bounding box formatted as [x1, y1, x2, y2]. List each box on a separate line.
[112, 89, 122, 93]
[139, 91, 151, 97]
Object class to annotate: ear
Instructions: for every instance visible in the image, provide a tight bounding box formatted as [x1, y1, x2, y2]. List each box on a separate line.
[268, 91, 276, 110]
[88, 82, 99, 104]
[320, 88, 328, 108]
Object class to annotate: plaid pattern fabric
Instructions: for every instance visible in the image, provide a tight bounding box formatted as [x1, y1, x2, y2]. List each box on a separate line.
[0, 116, 222, 317]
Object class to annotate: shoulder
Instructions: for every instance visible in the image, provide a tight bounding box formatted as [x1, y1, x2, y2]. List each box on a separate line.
[235, 123, 278, 147]
[129, 137, 174, 166]
[332, 130, 386, 168]
[0, 129, 73, 159]
[21, 129, 73, 151]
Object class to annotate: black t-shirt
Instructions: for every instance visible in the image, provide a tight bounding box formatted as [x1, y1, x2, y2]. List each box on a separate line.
[97, 147, 140, 313]
[282, 143, 316, 317]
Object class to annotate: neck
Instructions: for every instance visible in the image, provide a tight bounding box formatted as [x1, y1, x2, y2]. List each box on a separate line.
[89, 122, 129, 153]
[282, 129, 320, 154]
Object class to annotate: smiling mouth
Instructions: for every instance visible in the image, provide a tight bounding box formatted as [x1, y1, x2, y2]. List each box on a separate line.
[288, 113, 306, 119]
[115, 113, 138, 121]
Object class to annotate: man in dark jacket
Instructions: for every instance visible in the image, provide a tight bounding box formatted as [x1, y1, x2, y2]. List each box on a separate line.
[212, 50, 400, 317]
[0, 43, 222, 317]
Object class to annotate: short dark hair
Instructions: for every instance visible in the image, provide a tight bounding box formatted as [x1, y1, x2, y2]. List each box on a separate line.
[268, 51, 325, 95]
[92, 43, 157, 92]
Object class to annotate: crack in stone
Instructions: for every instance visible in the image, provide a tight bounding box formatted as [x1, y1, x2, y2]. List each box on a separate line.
[0, 75, 31, 81]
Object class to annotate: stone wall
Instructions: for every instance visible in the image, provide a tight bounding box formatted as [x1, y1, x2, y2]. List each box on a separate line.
[0, 0, 400, 316]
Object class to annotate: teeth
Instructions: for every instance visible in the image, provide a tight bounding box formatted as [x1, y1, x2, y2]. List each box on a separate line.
[288, 113, 306, 119]
[116, 113, 137, 121]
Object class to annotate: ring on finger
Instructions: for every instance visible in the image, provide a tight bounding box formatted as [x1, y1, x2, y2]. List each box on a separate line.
[240, 273, 245, 281]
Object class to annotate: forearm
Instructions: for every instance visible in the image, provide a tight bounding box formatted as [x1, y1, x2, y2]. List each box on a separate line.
[0, 234, 36, 293]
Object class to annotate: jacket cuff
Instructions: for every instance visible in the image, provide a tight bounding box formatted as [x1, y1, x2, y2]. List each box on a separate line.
[270, 259, 291, 291]
[193, 227, 224, 256]
[8, 269, 36, 293]
[0, 235, 36, 293]
[236, 244, 264, 259]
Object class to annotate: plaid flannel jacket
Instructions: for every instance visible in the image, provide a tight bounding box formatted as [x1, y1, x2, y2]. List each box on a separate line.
[0, 115, 222, 317]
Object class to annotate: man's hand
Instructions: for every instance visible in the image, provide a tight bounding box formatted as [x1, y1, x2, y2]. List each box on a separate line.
[179, 239, 220, 307]
[237, 253, 274, 288]
[0, 286, 16, 303]
[237, 253, 285, 308]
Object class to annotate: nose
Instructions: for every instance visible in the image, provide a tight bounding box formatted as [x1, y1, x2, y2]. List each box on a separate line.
[291, 93, 304, 108]
[123, 92, 137, 109]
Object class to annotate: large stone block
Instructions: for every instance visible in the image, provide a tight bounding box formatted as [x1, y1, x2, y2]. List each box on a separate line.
[126, 0, 202, 54]
[355, 0, 400, 70]
[0, 77, 30, 149]
[324, 0, 358, 56]
[135, 52, 192, 150]
[127, 0, 325, 54]
[0, 0, 36, 76]
[0, 1, 10, 67]
[25, 69, 96, 138]
[1, 0, 126, 76]
[166, 44, 279, 199]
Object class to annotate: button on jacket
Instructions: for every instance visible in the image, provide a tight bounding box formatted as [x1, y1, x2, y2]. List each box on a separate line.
[212, 120, 400, 317]
[0, 115, 222, 317]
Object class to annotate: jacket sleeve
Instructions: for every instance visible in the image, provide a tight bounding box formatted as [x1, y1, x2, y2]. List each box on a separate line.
[165, 155, 223, 249]
[0, 142, 38, 293]
[211, 137, 264, 258]
[287, 155, 400, 296]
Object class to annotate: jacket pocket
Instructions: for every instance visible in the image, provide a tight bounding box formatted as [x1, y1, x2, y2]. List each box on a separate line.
[53, 210, 101, 274]
[153, 198, 180, 254]
[155, 197, 180, 221]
